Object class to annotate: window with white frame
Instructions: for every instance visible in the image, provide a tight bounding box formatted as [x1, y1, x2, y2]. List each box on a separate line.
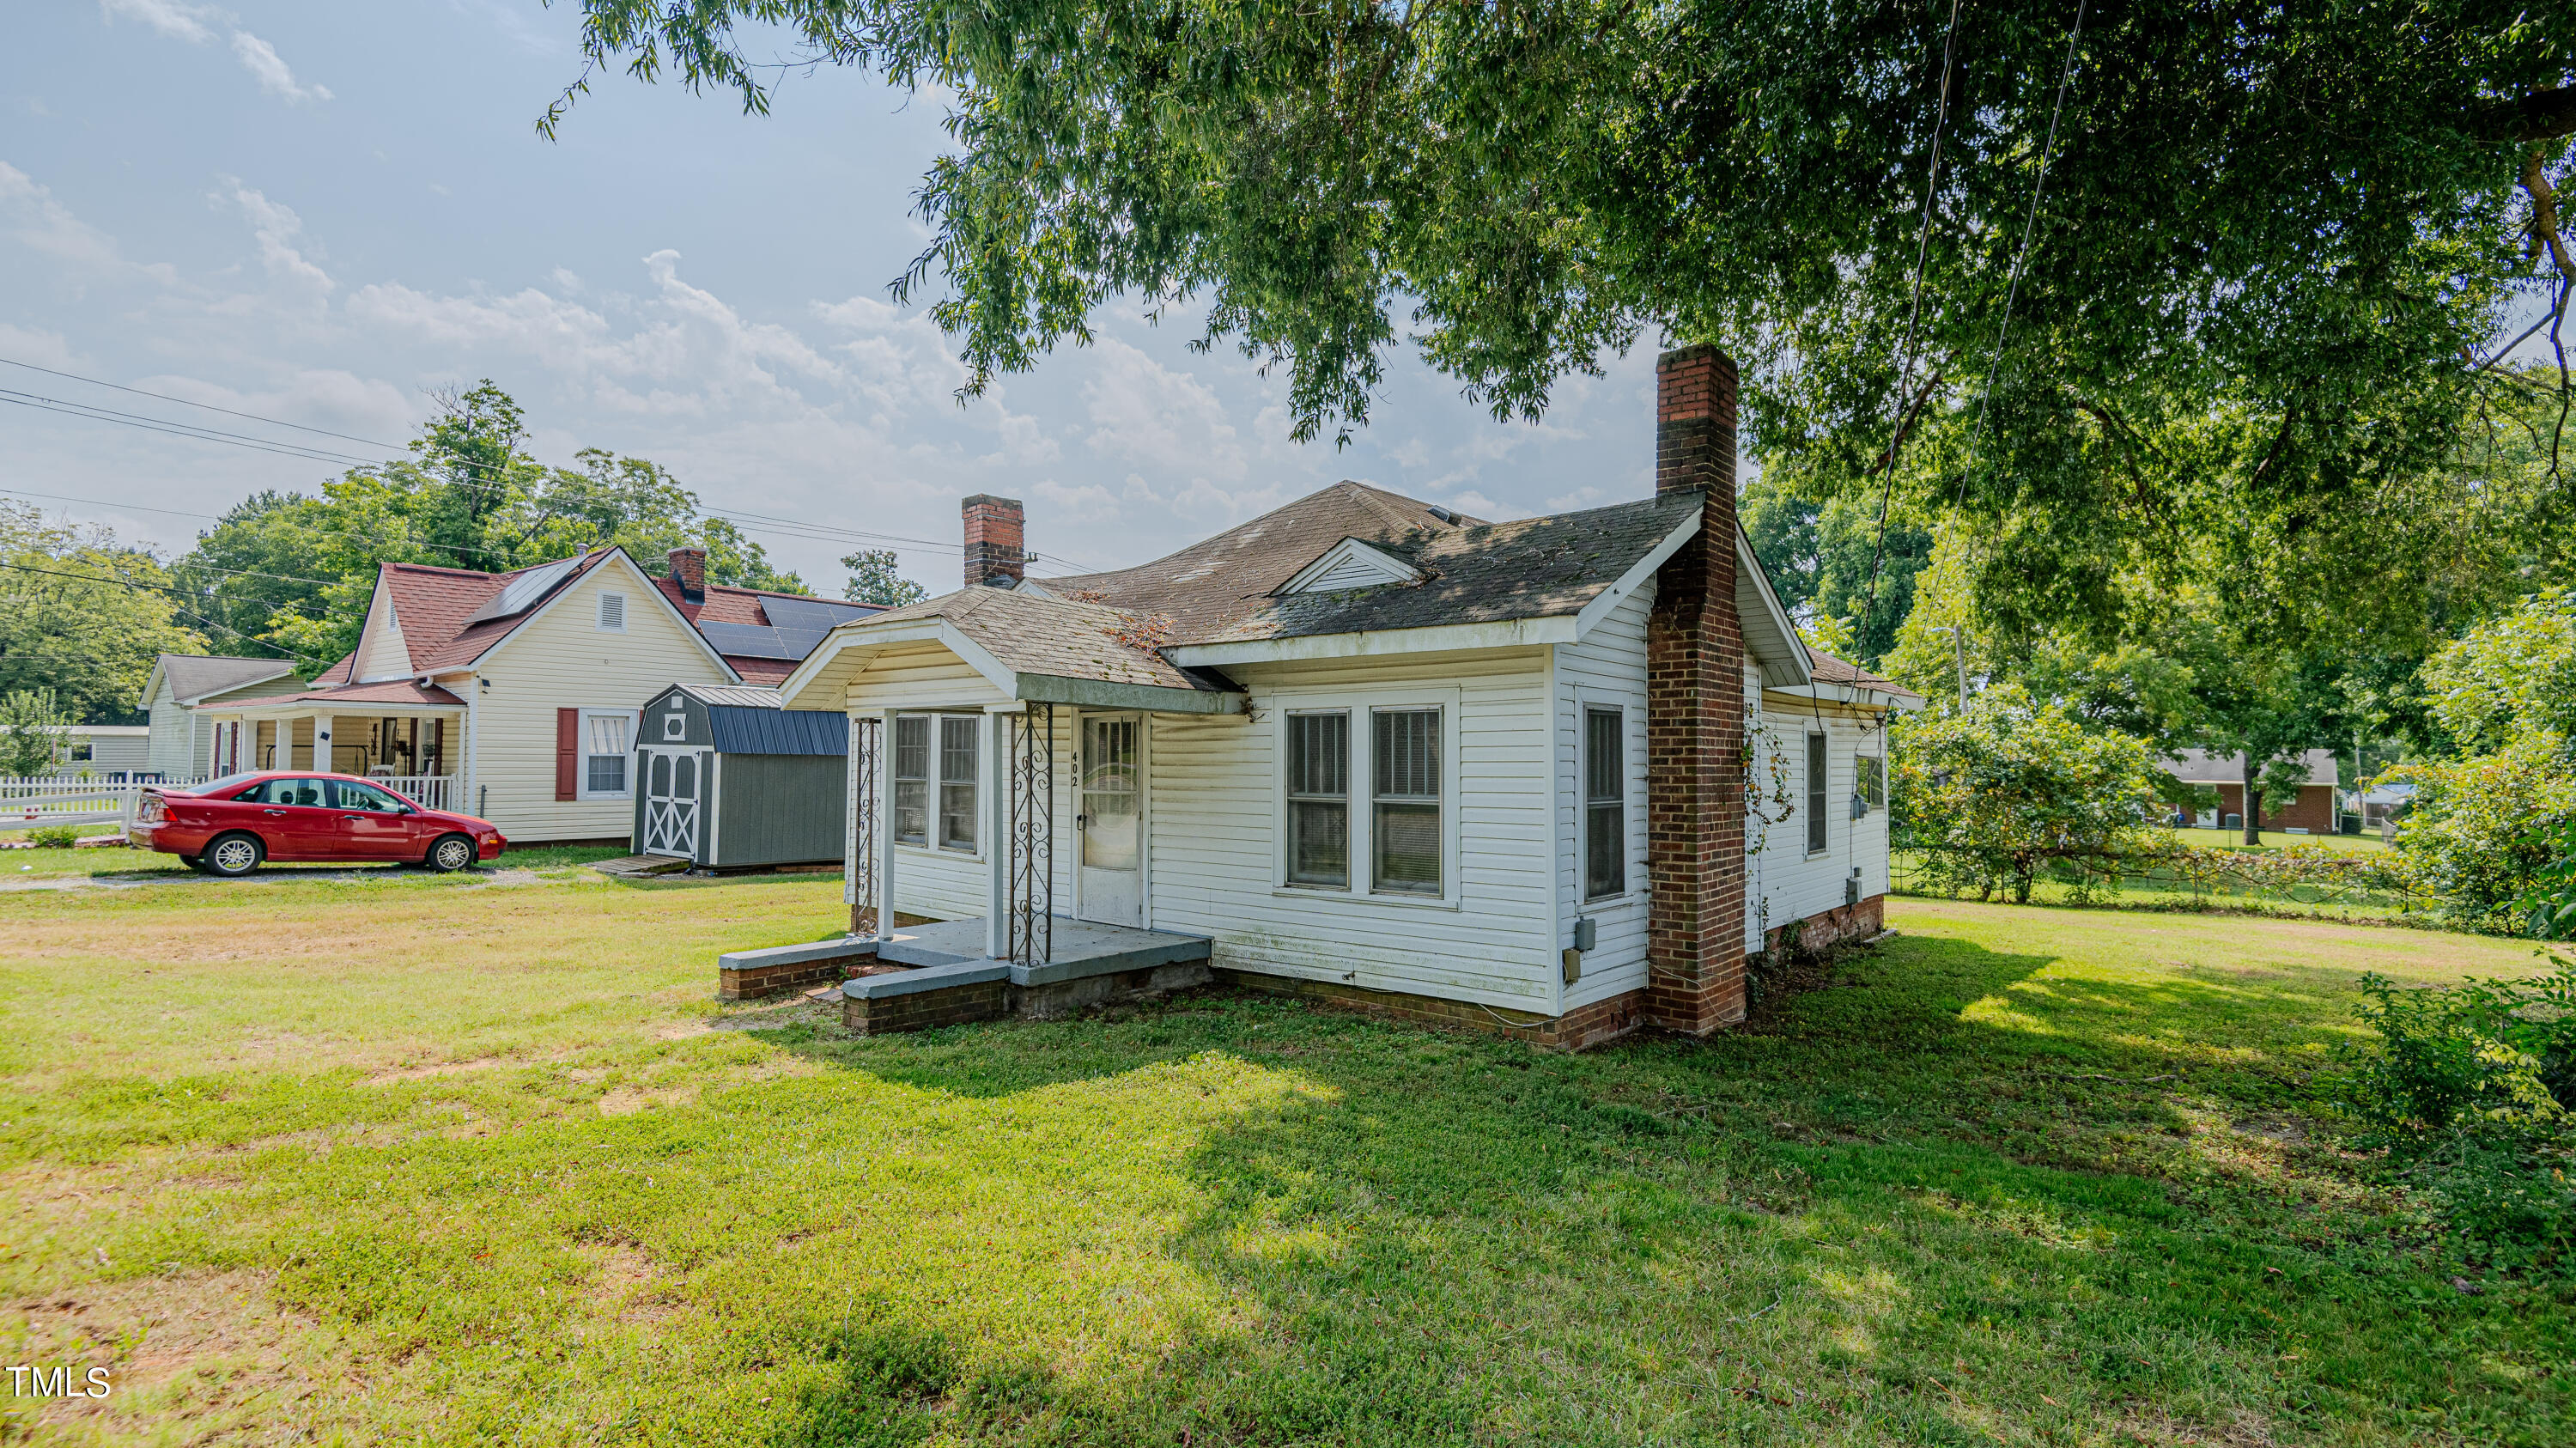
[581, 709, 636, 798]
[1583, 705, 1625, 899]
[1856, 753, 1885, 813]
[1285, 711, 1350, 887]
[892, 715, 930, 844]
[597, 592, 626, 631]
[1371, 707, 1442, 894]
[1804, 731, 1829, 854]
[938, 715, 979, 852]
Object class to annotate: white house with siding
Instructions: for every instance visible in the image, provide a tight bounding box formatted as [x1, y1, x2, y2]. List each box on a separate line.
[779, 347, 1918, 1048]
[137, 654, 307, 778]
[191, 547, 883, 842]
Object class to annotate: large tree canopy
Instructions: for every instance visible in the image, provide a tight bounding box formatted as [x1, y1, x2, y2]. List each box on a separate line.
[555, 0, 2573, 635]
[177, 382, 805, 667]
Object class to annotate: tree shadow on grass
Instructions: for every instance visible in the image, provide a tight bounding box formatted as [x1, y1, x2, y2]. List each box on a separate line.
[748, 930, 2562, 1445]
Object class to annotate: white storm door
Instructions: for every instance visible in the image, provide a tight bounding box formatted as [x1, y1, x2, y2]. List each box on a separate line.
[1077, 715, 1143, 927]
[642, 750, 701, 858]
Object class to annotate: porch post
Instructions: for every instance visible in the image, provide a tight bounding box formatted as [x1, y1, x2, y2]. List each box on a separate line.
[876, 709, 898, 945]
[984, 706, 1009, 960]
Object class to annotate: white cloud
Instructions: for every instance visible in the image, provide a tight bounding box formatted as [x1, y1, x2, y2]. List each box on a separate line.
[99, 0, 219, 43]
[0, 323, 81, 371]
[1080, 337, 1245, 482]
[0, 160, 179, 283]
[227, 184, 332, 293]
[228, 32, 331, 104]
[99, 2, 331, 105]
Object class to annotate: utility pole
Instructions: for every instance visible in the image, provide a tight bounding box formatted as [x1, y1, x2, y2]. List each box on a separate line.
[1930, 626, 1969, 712]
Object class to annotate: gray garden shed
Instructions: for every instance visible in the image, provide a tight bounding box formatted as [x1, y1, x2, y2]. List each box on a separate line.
[632, 683, 848, 868]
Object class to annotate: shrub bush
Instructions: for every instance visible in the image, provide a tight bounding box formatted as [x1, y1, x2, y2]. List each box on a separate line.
[2388, 738, 2576, 933]
[1890, 687, 2163, 903]
[2335, 958, 2576, 1269]
[26, 824, 78, 849]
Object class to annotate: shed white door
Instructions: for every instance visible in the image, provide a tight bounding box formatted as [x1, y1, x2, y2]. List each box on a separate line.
[1078, 715, 1143, 926]
[643, 750, 701, 858]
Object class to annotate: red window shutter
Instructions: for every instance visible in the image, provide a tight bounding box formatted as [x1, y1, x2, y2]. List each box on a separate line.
[556, 709, 579, 800]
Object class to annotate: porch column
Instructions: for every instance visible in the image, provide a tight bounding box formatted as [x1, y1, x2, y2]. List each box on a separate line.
[875, 709, 898, 945]
[315, 715, 337, 776]
[984, 706, 1010, 960]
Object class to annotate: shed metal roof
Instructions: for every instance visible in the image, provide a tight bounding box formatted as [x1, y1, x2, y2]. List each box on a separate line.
[706, 705, 848, 756]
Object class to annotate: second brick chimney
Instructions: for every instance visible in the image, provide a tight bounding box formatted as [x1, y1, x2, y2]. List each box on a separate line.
[1643, 344, 1749, 1034]
[962, 495, 1026, 587]
[668, 546, 707, 603]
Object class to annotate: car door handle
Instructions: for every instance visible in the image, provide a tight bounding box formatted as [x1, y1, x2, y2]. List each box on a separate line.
[341, 815, 367, 822]
[264, 808, 288, 816]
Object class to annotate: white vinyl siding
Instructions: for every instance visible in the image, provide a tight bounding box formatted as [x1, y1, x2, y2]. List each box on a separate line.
[146, 672, 304, 777]
[1750, 684, 1893, 951]
[1151, 648, 1554, 1012]
[1554, 584, 1653, 1010]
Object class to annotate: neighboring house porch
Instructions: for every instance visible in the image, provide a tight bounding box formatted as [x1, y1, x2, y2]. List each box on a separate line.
[197, 680, 466, 808]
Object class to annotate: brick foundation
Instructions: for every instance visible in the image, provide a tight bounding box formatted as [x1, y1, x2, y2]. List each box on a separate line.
[844, 978, 1010, 1035]
[1644, 344, 1749, 1035]
[1765, 893, 1886, 957]
[1212, 970, 1650, 1050]
[718, 946, 879, 1002]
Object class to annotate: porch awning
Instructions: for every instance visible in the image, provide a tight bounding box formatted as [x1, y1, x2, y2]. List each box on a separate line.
[196, 680, 468, 715]
[779, 587, 1244, 715]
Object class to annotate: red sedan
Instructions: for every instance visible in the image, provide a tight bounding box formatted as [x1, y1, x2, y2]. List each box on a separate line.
[126, 771, 507, 877]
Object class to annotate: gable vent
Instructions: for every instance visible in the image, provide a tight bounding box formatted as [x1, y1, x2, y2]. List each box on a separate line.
[1279, 538, 1424, 595]
[598, 592, 626, 631]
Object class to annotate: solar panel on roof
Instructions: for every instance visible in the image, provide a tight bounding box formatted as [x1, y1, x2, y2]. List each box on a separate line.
[762, 595, 879, 631]
[460, 555, 581, 625]
[696, 620, 798, 659]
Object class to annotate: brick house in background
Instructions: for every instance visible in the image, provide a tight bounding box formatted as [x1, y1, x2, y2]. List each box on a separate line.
[2160, 748, 2342, 833]
[780, 346, 1921, 1048]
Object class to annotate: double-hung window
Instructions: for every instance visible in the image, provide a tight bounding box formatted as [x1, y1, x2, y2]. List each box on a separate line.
[581, 709, 635, 799]
[1285, 712, 1350, 887]
[1583, 706, 1625, 899]
[938, 715, 979, 852]
[1372, 708, 1442, 894]
[892, 715, 931, 845]
[1856, 753, 1885, 814]
[1805, 731, 1830, 854]
[891, 713, 979, 852]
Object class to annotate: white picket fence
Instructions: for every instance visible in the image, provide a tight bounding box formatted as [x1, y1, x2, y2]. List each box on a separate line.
[0, 777, 163, 832]
[0, 772, 462, 836]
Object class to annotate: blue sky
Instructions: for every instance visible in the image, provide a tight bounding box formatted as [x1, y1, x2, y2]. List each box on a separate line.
[3, 0, 1668, 593]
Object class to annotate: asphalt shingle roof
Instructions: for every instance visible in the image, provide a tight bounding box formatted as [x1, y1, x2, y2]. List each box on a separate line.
[158, 654, 300, 703]
[1803, 647, 1922, 701]
[1041, 482, 1701, 646]
[858, 587, 1229, 694]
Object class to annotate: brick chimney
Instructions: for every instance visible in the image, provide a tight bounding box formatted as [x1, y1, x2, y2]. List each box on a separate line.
[1643, 344, 1749, 1034]
[668, 546, 707, 602]
[962, 495, 1025, 587]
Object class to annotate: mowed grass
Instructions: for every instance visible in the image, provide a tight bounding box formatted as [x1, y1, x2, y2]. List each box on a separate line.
[2, 874, 2569, 1445]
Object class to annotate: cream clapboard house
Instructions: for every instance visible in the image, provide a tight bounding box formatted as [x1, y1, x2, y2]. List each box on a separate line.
[194, 546, 882, 842]
[776, 348, 1919, 1047]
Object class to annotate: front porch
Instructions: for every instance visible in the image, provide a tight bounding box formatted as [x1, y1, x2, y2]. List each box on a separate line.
[714, 915, 1213, 1030]
[197, 683, 468, 810]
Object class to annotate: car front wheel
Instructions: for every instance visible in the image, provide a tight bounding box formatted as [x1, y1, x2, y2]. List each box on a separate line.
[203, 833, 263, 878]
[426, 834, 477, 873]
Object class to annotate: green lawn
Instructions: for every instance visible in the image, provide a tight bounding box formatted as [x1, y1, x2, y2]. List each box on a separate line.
[3, 873, 2567, 1445]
